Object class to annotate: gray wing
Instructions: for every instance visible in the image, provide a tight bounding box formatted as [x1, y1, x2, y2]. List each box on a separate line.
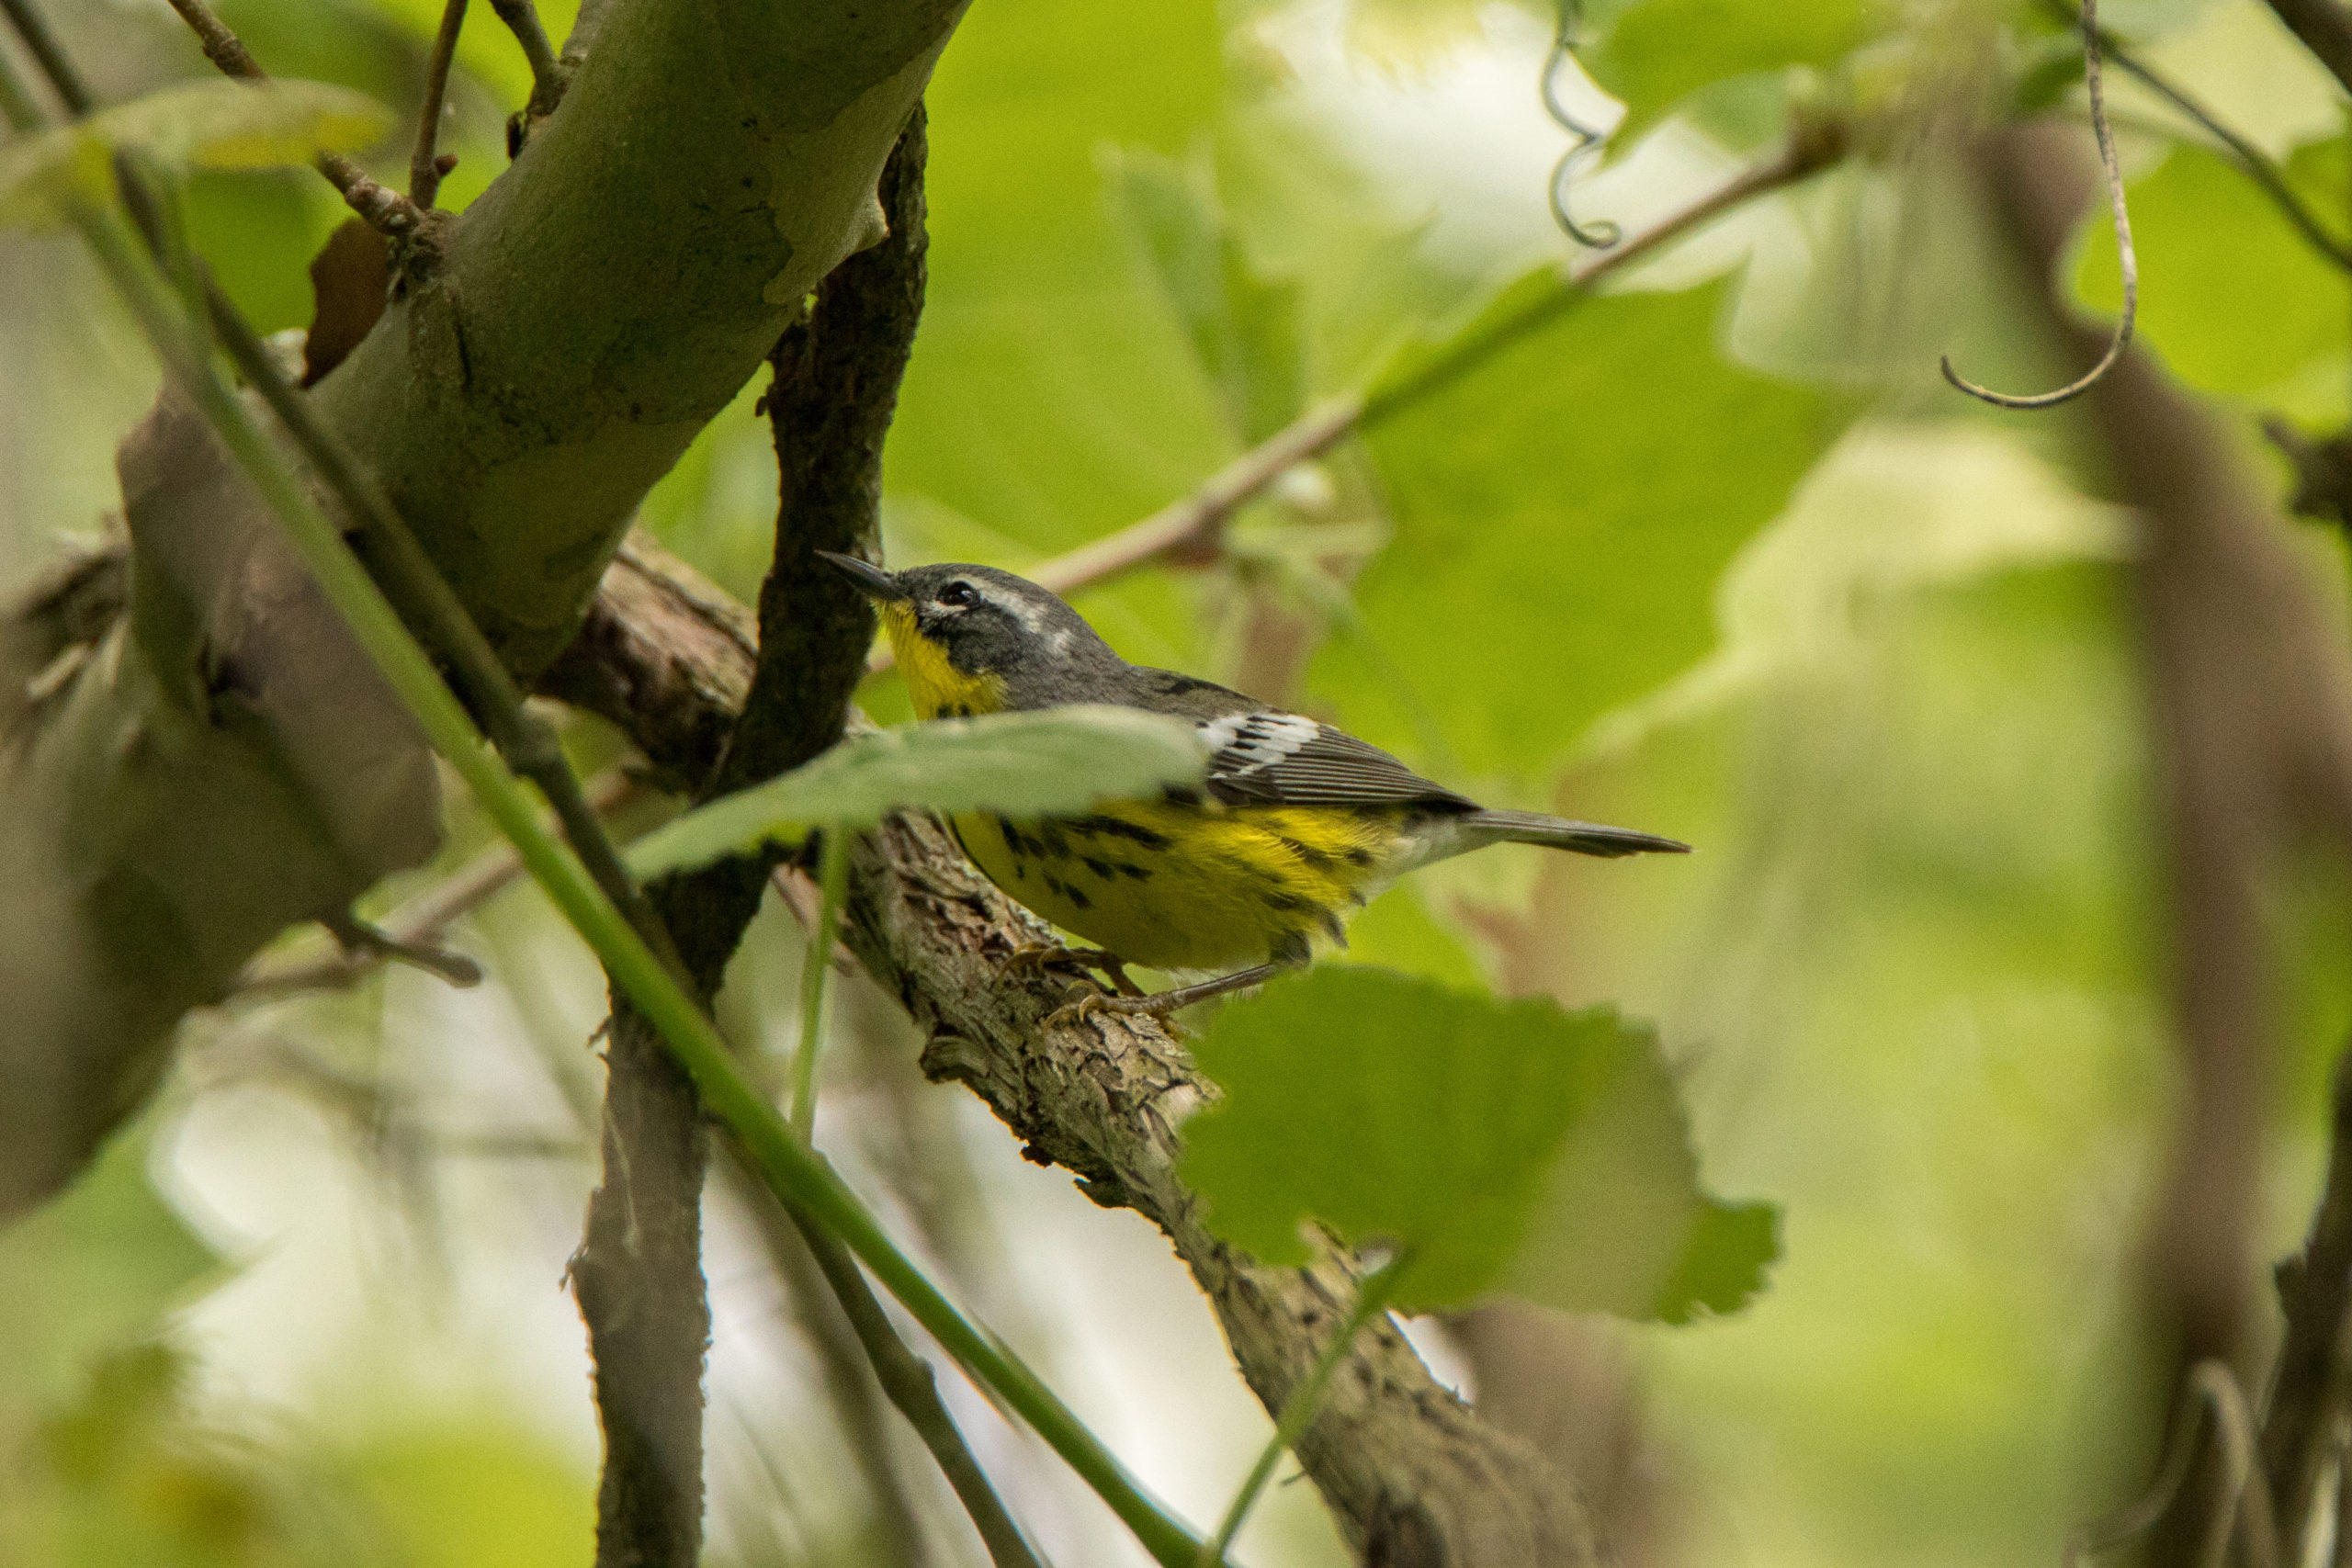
[1195, 708, 1476, 810]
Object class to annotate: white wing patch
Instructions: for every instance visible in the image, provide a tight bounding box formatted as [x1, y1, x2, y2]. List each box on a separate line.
[1198, 711, 1322, 777]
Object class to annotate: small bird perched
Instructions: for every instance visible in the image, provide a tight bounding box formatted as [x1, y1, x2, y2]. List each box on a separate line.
[821, 553, 1688, 1015]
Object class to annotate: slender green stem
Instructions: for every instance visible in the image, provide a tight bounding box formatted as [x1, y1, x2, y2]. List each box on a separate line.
[59, 183, 1222, 1568]
[786, 1201, 1046, 1568]
[791, 828, 851, 1140]
[1197, 1255, 1406, 1567]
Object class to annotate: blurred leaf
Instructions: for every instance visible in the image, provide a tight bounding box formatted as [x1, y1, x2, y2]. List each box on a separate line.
[1585, 0, 1880, 148]
[1, 80, 391, 229]
[1340, 0, 1488, 66]
[628, 706, 1210, 876]
[2074, 140, 2349, 396]
[1335, 882, 1485, 987]
[1106, 146, 1308, 444]
[1329, 276, 1841, 779]
[1497, 1030, 1777, 1321]
[884, 0, 1227, 666]
[187, 169, 352, 336]
[0, 133, 109, 230]
[1180, 966, 1774, 1316]
[349, 1427, 593, 1568]
[0, 1126, 220, 1411]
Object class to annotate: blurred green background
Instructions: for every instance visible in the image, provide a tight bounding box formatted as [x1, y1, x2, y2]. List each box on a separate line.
[6, 0, 2351, 1563]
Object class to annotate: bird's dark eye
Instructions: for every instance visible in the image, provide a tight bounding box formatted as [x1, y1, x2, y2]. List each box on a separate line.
[935, 581, 978, 609]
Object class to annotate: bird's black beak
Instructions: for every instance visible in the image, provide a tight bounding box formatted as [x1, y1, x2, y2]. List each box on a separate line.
[816, 550, 909, 601]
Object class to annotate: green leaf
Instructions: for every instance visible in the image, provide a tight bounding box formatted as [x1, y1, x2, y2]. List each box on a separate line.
[1584, 0, 1881, 149]
[0, 79, 392, 228]
[1105, 146, 1308, 446]
[627, 706, 1210, 877]
[883, 0, 1228, 669]
[2075, 139, 2350, 396]
[0, 1125, 220, 1412]
[1178, 966, 1776, 1317]
[1329, 276, 1841, 779]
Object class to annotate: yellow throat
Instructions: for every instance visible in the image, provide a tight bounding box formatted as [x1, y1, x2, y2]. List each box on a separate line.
[881, 602, 1009, 719]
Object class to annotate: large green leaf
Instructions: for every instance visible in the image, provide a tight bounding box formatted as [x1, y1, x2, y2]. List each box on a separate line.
[881, 0, 1227, 668]
[1106, 146, 1307, 446]
[1584, 0, 1882, 149]
[1327, 276, 1841, 781]
[1178, 966, 1776, 1317]
[627, 706, 1209, 877]
[2074, 138, 2349, 397]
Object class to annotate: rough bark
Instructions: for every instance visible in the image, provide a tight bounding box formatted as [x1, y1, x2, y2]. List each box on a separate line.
[552, 550, 1604, 1568]
[0, 0, 970, 1218]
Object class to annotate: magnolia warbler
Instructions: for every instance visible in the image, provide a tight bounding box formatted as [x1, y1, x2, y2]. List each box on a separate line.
[822, 552, 1687, 1015]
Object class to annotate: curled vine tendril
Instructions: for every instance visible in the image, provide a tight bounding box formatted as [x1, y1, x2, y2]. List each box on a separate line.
[1940, 0, 2137, 409]
[1544, 2, 1621, 250]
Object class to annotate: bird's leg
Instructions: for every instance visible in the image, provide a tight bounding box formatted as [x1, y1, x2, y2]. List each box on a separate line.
[1047, 961, 1298, 1032]
[1000, 943, 1146, 997]
[1098, 962, 1288, 1014]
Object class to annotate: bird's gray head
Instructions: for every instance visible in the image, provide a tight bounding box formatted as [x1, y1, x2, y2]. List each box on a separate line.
[819, 554, 1122, 700]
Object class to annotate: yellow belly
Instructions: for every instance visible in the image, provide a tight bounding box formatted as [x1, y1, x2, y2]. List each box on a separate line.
[951, 798, 1402, 971]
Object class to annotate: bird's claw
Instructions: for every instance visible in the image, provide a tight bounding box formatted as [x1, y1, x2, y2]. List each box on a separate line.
[1044, 981, 1114, 1031]
[1001, 943, 1144, 997]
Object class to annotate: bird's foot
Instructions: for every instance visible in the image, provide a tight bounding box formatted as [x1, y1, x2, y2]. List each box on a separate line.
[1043, 979, 1193, 1035]
[1001, 943, 1144, 997]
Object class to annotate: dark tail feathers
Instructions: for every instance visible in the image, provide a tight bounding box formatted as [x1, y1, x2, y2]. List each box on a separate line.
[1465, 808, 1690, 858]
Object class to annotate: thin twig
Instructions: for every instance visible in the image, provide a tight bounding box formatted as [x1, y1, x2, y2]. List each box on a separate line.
[158, 0, 423, 235]
[770, 864, 861, 976]
[1942, 0, 2135, 407]
[486, 0, 563, 118]
[236, 770, 639, 996]
[410, 0, 468, 209]
[2045, 0, 2352, 274]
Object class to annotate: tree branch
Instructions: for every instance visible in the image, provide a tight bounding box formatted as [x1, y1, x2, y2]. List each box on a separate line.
[2263, 1049, 2352, 1558]
[158, 0, 424, 236]
[550, 546, 1605, 1568]
[0, 0, 970, 1218]
[409, 0, 468, 209]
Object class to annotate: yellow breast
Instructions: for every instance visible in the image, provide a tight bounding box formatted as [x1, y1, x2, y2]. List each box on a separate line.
[951, 798, 1403, 971]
